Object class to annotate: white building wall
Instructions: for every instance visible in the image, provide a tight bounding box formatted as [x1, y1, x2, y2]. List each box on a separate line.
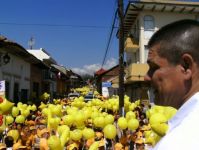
[0, 52, 30, 100]
[138, 11, 197, 63]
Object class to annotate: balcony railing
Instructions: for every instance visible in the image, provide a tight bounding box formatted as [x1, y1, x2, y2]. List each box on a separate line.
[124, 37, 139, 53]
[125, 63, 149, 83]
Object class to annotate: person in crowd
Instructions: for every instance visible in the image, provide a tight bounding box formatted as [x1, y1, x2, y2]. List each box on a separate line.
[4, 136, 14, 150]
[13, 125, 31, 150]
[144, 19, 199, 149]
[39, 128, 50, 150]
[0, 143, 6, 150]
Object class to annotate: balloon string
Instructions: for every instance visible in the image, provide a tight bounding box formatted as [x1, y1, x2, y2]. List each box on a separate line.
[82, 139, 86, 150]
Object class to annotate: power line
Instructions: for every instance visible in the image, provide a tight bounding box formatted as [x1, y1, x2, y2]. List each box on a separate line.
[101, 1, 118, 68]
[0, 22, 112, 29]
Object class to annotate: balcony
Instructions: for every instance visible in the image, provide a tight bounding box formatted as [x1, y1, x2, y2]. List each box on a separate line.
[125, 63, 149, 84]
[124, 37, 139, 53]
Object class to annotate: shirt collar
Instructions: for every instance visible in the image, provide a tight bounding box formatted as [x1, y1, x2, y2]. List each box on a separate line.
[168, 92, 199, 132]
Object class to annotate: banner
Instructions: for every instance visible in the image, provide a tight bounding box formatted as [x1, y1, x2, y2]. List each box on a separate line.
[0, 80, 5, 97]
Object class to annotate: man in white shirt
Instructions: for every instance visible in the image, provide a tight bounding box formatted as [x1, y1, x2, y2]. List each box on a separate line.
[144, 19, 199, 150]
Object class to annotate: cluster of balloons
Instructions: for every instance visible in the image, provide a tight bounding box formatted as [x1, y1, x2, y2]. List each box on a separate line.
[144, 105, 177, 146]
[39, 92, 50, 102]
[7, 102, 37, 125]
[73, 87, 90, 96]
[0, 88, 178, 149]
[30, 95, 143, 149]
[73, 86, 99, 97]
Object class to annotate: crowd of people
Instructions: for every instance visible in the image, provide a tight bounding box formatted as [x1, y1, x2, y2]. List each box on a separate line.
[0, 97, 153, 150]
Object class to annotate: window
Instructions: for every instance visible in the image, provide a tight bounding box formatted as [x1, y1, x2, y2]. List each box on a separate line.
[33, 82, 39, 98]
[144, 15, 155, 39]
[21, 89, 28, 103]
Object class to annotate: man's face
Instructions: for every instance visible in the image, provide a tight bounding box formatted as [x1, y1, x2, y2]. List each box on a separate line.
[145, 45, 187, 108]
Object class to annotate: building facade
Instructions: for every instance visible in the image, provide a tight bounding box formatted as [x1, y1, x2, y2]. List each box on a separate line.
[0, 36, 34, 103]
[123, 0, 199, 102]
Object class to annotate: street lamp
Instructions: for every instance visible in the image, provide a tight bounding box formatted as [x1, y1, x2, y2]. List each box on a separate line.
[0, 53, 11, 66]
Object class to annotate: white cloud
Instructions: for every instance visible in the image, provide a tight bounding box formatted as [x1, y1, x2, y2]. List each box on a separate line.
[103, 58, 118, 70]
[72, 57, 118, 76]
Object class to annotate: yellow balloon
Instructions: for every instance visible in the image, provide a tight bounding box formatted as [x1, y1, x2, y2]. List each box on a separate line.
[39, 102, 47, 110]
[60, 132, 70, 148]
[47, 135, 62, 150]
[12, 107, 19, 117]
[149, 113, 167, 125]
[31, 104, 37, 111]
[104, 114, 114, 125]
[151, 123, 169, 136]
[21, 109, 30, 117]
[127, 118, 139, 131]
[0, 97, 14, 114]
[75, 112, 86, 124]
[117, 117, 128, 130]
[62, 115, 74, 126]
[89, 141, 99, 150]
[57, 125, 70, 136]
[125, 111, 136, 120]
[70, 129, 82, 141]
[51, 105, 62, 116]
[15, 115, 25, 124]
[48, 118, 59, 129]
[6, 115, 14, 125]
[7, 129, 19, 143]
[94, 117, 105, 128]
[42, 108, 49, 116]
[103, 124, 116, 139]
[82, 128, 95, 140]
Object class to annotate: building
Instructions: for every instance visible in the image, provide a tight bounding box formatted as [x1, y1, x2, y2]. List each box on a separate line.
[123, 0, 199, 101]
[0, 36, 46, 103]
[27, 48, 81, 99]
[95, 65, 120, 97]
[51, 64, 71, 98]
[28, 48, 58, 100]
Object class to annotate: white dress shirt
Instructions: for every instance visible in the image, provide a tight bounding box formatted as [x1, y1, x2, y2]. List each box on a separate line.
[152, 92, 199, 150]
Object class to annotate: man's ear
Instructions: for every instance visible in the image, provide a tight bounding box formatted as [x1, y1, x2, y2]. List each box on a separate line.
[181, 53, 193, 78]
[182, 59, 189, 71]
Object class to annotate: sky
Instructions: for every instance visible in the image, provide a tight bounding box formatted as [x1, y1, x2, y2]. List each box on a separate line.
[0, 0, 129, 75]
[1, 0, 197, 75]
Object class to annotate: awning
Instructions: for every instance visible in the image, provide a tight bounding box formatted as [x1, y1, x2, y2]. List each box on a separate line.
[124, 37, 139, 53]
[125, 63, 149, 84]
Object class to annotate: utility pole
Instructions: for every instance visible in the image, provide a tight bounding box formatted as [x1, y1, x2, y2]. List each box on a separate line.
[118, 0, 124, 116]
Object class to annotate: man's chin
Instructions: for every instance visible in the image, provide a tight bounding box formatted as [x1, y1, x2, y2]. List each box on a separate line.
[154, 94, 164, 105]
[154, 95, 171, 107]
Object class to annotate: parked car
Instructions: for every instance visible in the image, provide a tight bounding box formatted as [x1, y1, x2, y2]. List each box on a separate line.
[84, 92, 95, 102]
[68, 92, 80, 100]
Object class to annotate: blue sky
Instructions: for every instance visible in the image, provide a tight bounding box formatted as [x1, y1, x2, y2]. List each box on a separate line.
[1, 0, 197, 75]
[0, 0, 127, 75]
